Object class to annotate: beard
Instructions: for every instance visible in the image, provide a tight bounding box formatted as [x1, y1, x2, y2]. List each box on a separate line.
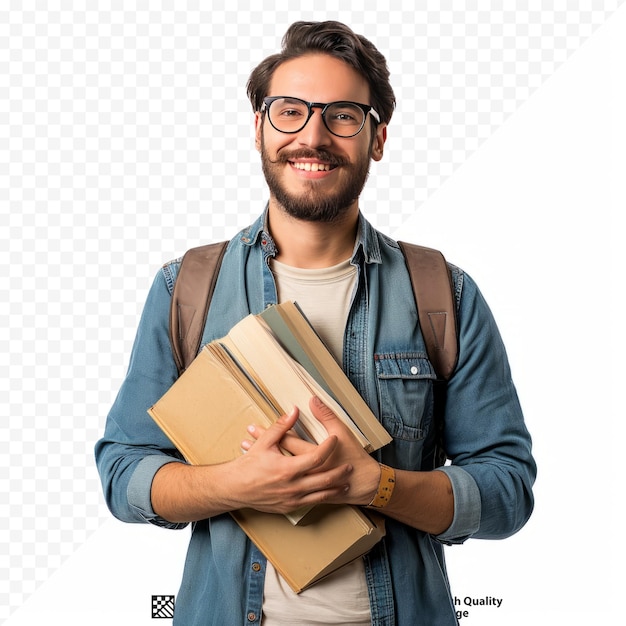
[260, 137, 372, 223]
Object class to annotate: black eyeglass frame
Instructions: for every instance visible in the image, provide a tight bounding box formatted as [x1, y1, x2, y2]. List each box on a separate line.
[261, 96, 381, 138]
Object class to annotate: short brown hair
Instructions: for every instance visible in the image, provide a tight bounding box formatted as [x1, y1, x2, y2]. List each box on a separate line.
[247, 21, 395, 126]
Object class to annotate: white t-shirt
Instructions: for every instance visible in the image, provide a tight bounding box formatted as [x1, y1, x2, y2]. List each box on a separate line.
[262, 257, 371, 626]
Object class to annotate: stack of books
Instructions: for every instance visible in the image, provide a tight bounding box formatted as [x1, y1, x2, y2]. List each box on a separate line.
[148, 301, 391, 592]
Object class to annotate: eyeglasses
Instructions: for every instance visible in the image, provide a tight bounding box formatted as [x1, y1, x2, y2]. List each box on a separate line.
[261, 96, 380, 138]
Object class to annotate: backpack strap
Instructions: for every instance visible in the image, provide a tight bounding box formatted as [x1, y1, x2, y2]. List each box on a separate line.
[398, 242, 458, 381]
[398, 242, 458, 468]
[169, 241, 229, 374]
[169, 239, 459, 383]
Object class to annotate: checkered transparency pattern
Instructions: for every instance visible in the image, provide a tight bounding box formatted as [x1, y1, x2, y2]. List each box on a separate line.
[0, 1, 622, 621]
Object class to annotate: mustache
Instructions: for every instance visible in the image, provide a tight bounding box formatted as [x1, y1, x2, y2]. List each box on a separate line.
[267, 148, 350, 167]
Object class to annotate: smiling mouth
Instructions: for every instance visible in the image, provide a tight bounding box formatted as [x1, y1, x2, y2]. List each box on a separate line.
[290, 161, 337, 172]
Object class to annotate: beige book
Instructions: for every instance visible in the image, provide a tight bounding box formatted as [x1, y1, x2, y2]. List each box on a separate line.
[232, 505, 385, 593]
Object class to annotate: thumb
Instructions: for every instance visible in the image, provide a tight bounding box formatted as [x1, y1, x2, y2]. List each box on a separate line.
[309, 396, 340, 424]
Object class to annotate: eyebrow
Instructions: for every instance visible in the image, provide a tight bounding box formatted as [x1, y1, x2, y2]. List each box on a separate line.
[275, 97, 303, 104]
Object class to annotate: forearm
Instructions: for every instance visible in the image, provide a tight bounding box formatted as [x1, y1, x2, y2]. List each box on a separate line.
[152, 409, 351, 523]
[290, 397, 455, 535]
[151, 461, 239, 523]
[370, 467, 454, 535]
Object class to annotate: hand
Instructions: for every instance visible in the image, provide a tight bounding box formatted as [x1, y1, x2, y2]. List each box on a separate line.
[231, 406, 354, 514]
[243, 396, 381, 507]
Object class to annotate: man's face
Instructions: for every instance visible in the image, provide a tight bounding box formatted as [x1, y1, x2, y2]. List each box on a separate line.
[255, 54, 386, 223]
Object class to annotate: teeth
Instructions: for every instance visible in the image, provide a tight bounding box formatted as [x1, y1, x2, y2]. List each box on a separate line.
[292, 162, 332, 172]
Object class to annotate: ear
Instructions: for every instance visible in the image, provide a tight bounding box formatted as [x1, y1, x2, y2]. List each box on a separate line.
[254, 112, 263, 152]
[371, 124, 387, 162]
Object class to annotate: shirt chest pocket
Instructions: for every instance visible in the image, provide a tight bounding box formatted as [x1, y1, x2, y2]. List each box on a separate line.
[374, 353, 436, 442]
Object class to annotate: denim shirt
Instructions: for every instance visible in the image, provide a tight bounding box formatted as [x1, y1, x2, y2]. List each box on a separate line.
[95, 209, 536, 626]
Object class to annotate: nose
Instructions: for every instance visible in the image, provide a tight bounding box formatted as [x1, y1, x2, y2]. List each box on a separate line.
[296, 106, 332, 148]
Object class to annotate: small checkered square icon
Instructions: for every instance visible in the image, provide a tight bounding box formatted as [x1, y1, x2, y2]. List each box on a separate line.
[152, 595, 175, 619]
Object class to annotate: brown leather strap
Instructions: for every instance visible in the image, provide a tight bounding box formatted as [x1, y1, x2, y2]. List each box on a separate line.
[169, 241, 228, 374]
[398, 242, 458, 381]
[170, 239, 457, 381]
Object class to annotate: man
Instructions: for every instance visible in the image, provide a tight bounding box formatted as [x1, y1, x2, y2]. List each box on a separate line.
[96, 21, 536, 625]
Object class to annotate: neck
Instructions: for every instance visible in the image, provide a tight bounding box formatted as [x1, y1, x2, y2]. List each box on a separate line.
[267, 200, 359, 268]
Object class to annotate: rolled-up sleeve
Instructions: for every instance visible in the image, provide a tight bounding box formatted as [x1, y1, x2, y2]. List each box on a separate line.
[95, 270, 189, 530]
[435, 272, 536, 544]
[435, 465, 481, 544]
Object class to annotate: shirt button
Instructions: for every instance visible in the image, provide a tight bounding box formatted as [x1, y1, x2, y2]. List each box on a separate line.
[410, 366, 418, 375]
[247, 612, 257, 622]
[251, 562, 262, 572]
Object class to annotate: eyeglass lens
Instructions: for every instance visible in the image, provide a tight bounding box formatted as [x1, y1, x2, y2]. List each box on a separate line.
[267, 98, 366, 137]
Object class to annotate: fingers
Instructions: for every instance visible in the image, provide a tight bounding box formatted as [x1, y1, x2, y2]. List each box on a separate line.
[243, 398, 343, 455]
[249, 406, 299, 450]
[234, 402, 357, 511]
[241, 405, 340, 465]
[305, 431, 340, 468]
[289, 463, 353, 504]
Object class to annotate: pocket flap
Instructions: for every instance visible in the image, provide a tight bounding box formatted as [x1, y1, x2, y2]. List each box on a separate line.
[374, 353, 435, 380]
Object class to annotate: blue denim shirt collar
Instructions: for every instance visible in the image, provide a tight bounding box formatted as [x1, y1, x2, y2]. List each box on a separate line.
[239, 204, 383, 267]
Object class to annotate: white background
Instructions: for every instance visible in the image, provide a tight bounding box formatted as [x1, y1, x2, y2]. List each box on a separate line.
[2, 2, 624, 624]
